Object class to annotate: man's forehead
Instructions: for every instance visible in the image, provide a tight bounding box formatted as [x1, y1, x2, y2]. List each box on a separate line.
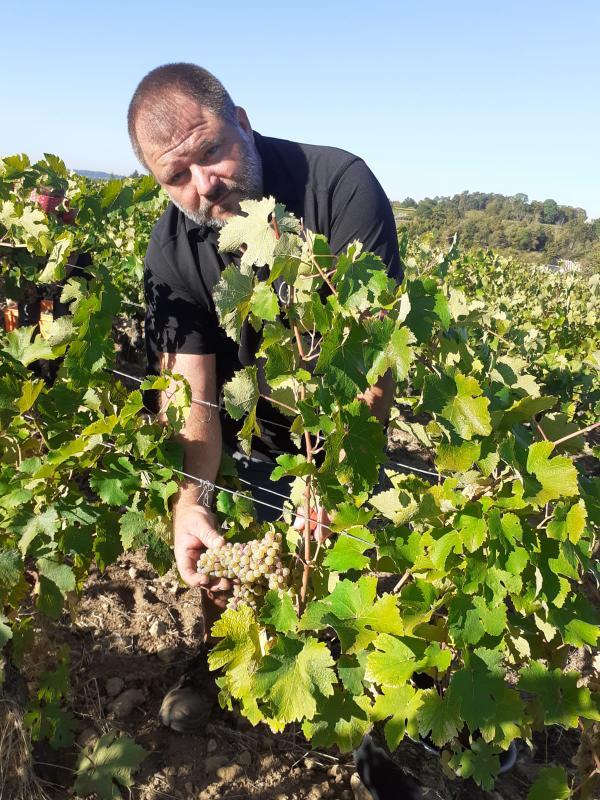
[136, 94, 220, 162]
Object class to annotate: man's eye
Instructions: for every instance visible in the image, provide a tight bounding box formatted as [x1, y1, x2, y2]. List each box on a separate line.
[169, 170, 187, 184]
[205, 144, 220, 158]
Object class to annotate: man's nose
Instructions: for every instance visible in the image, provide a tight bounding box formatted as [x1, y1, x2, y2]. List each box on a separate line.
[189, 163, 217, 198]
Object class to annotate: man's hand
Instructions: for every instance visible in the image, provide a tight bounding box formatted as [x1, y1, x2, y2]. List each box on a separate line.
[173, 504, 231, 593]
[293, 504, 333, 543]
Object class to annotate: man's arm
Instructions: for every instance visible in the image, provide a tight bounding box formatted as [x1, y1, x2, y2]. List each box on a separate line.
[158, 352, 228, 591]
[359, 369, 395, 424]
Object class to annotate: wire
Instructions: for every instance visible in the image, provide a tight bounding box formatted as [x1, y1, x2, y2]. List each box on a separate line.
[385, 459, 441, 478]
[96, 438, 373, 547]
[106, 368, 444, 480]
[105, 367, 293, 431]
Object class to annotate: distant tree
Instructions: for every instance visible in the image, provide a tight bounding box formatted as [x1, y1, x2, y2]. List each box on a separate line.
[400, 196, 417, 207]
[540, 199, 560, 224]
[130, 169, 140, 178]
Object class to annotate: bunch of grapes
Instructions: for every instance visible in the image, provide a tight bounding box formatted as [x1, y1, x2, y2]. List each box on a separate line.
[197, 529, 291, 611]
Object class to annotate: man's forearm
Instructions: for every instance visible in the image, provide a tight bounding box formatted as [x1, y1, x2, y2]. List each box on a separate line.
[358, 369, 395, 424]
[173, 405, 222, 509]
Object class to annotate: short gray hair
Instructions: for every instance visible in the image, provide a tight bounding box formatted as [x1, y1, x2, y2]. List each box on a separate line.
[127, 63, 237, 166]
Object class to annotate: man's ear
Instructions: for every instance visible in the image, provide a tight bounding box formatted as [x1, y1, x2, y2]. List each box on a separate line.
[235, 106, 253, 138]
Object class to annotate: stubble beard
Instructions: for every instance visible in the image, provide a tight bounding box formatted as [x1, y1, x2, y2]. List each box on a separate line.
[170, 130, 263, 230]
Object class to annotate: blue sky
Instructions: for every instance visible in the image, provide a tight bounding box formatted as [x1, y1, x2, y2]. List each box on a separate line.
[2, 1, 599, 217]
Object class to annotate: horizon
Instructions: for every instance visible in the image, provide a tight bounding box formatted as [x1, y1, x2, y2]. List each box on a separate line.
[3, 1, 599, 218]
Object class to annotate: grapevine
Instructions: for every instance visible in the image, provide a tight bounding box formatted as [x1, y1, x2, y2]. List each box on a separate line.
[0, 154, 598, 798]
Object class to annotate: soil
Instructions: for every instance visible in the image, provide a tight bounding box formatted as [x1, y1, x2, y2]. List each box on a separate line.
[16, 546, 589, 800]
[15, 416, 596, 800]
[2, 325, 597, 800]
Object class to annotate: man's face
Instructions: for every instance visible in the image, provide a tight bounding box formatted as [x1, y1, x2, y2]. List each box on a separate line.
[137, 96, 263, 228]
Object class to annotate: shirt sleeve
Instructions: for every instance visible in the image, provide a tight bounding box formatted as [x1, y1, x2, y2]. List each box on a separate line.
[328, 158, 402, 283]
[144, 236, 219, 373]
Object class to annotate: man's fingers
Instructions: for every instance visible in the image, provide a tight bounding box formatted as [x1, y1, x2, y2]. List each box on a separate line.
[315, 507, 333, 542]
[191, 523, 225, 550]
[178, 559, 206, 588]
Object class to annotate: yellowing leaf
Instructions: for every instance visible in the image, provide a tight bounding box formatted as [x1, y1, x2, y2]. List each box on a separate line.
[255, 635, 336, 723]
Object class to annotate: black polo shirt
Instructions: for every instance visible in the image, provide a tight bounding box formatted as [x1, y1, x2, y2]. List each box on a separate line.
[144, 131, 401, 456]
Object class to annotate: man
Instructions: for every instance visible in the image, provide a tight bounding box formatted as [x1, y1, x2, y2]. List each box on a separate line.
[127, 63, 401, 732]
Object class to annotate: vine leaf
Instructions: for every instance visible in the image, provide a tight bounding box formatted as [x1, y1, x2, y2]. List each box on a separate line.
[446, 657, 523, 744]
[213, 264, 254, 342]
[366, 635, 451, 687]
[302, 688, 371, 751]
[323, 529, 375, 572]
[304, 577, 403, 653]
[223, 366, 259, 420]
[208, 606, 262, 703]
[18, 507, 60, 555]
[518, 661, 600, 727]
[449, 739, 500, 790]
[259, 591, 298, 633]
[417, 688, 462, 747]
[441, 373, 492, 440]
[527, 766, 570, 800]
[218, 196, 278, 269]
[366, 324, 414, 383]
[75, 731, 147, 800]
[526, 441, 579, 502]
[255, 635, 336, 723]
[372, 683, 423, 749]
[3, 326, 54, 366]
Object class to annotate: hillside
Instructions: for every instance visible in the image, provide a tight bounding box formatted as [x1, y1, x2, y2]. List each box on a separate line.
[393, 191, 600, 273]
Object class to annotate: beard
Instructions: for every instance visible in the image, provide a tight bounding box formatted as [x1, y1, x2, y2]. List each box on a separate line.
[169, 130, 263, 229]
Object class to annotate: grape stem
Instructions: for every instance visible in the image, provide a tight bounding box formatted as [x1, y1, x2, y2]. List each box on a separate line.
[299, 376, 313, 615]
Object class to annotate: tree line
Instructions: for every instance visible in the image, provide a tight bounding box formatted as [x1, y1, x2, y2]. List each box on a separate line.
[394, 191, 600, 273]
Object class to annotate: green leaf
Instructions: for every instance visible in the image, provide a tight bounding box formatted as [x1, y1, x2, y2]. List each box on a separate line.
[119, 511, 148, 549]
[337, 402, 386, 493]
[527, 766, 571, 800]
[259, 591, 298, 633]
[436, 441, 481, 472]
[304, 576, 403, 654]
[0, 549, 23, 589]
[497, 395, 558, 433]
[527, 441, 579, 502]
[75, 731, 147, 800]
[446, 657, 523, 742]
[3, 326, 54, 366]
[213, 264, 254, 341]
[18, 507, 60, 555]
[39, 230, 74, 283]
[547, 500, 587, 544]
[255, 635, 336, 723]
[36, 558, 76, 595]
[17, 378, 45, 413]
[366, 325, 414, 383]
[417, 688, 462, 747]
[271, 453, 315, 481]
[441, 373, 492, 440]
[518, 661, 600, 727]
[449, 739, 500, 790]
[209, 606, 262, 702]
[372, 684, 423, 749]
[302, 688, 371, 751]
[218, 196, 279, 269]
[323, 529, 375, 572]
[338, 653, 368, 695]
[0, 613, 12, 648]
[146, 532, 173, 575]
[251, 282, 279, 321]
[223, 366, 259, 420]
[457, 510, 487, 553]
